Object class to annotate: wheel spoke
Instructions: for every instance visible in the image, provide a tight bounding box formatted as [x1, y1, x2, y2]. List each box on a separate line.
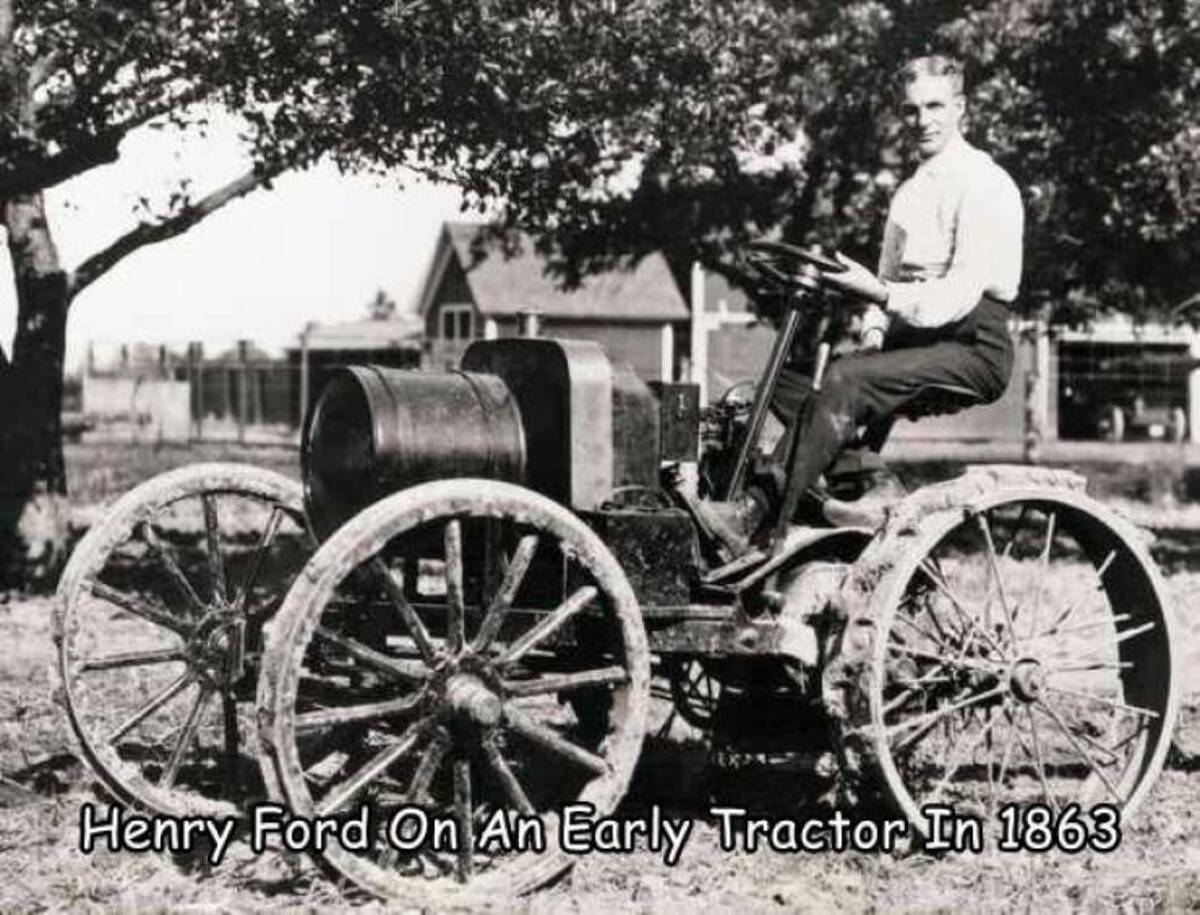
[222, 694, 240, 792]
[201, 494, 228, 605]
[918, 560, 1007, 659]
[473, 534, 539, 652]
[886, 685, 1006, 746]
[990, 708, 1020, 815]
[1043, 549, 1117, 635]
[87, 580, 190, 636]
[316, 716, 434, 816]
[1026, 705, 1057, 812]
[1031, 613, 1130, 641]
[927, 700, 1005, 806]
[503, 665, 627, 698]
[234, 506, 285, 615]
[887, 642, 1000, 675]
[1023, 512, 1056, 643]
[505, 707, 610, 776]
[498, 586, 597, 666]
[406, 728, 450, 805]
[106, 672, 194, 743]
[296, 693, 424, 733]
[313, 626, 429, 684]
[444, 520, 466, 653]
[453, 758, 474, 883]
[79, 646, 186, 672]
[160, 685, 213, 789]
[1045, 661, 1131, 675]
[482, 733, 535, 815]
[370, 558, 438, 666]
[1035, 700, 1123, 804]
[137, 521, 208, 616]
[1041, 684, 1159, 719]
[882, 661, 954, 715]
[975, 512, 1017, 645]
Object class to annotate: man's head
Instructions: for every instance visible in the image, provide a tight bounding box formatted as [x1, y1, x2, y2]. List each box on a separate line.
[896, 55, 965, 159]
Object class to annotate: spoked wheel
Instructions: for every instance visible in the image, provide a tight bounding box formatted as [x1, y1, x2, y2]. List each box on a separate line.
[54, 463, 311, 816]
[839, 488, 1179, 838]
[257, 479, 650, 904]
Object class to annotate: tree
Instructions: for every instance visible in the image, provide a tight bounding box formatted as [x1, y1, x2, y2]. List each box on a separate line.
[0, 0, 305, 581]
[6, 0, 1200, 581]
[367, 289, 397, 321]
[0, 0, 743, 582]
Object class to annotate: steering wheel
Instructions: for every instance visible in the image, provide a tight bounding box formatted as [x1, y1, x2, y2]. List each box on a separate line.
[748, 239, 847, 274]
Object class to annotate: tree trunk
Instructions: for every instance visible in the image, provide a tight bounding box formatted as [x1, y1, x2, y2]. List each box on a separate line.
[0, 190, 70, 588]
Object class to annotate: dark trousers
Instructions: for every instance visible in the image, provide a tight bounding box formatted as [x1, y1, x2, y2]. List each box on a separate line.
[761, 296, 1015, 510]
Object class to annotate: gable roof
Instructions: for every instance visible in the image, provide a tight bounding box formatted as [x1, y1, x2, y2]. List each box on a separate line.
[417, 222, 689, 322]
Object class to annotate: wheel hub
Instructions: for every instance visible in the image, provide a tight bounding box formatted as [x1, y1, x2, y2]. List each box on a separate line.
[189, 611, 247, 688]
[1008, 658, 1042, 703]
[444, 673, 502, 727]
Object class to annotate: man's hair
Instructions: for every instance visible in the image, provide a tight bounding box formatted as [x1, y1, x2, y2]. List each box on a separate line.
[896, 55, 965, 96]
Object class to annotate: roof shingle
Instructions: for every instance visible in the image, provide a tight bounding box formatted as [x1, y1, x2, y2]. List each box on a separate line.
[439, 222, 689, 322]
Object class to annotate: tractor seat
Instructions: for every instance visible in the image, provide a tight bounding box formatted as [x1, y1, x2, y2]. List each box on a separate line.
[898, 383, 986, 421]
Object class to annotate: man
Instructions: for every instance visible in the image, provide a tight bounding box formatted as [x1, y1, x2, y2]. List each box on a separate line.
[702, 54, 1024, 553]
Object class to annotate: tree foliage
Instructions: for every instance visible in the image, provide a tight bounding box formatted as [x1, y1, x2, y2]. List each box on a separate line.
[254, 1, 1200, 322]
[2, 0, 1200, 581]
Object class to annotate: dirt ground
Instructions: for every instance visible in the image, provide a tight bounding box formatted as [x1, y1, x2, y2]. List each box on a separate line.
[3, 445, 1200, 913]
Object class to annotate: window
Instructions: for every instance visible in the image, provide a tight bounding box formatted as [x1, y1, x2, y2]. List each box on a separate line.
[441, 304, 474, 341]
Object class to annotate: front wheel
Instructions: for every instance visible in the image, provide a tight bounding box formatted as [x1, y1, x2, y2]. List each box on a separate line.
[256, 479, 650, 904]
[833, 477, 1178, 839]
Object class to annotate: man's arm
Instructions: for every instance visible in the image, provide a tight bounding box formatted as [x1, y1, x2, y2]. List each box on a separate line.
[884, 171, 1024, 327]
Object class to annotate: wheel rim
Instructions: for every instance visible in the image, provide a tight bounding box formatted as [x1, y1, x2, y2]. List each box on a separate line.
[866, 493, 1177, 833]
[55, 464, 310, 816]
[259, 480, 649, 903]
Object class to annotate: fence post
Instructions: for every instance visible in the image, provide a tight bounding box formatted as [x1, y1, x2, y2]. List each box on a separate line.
[237, 339, 250, 445]
[188, 341, 204, 442]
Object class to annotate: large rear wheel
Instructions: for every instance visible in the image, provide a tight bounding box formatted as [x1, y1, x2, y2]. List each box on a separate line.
[833, 472, 1178, 839]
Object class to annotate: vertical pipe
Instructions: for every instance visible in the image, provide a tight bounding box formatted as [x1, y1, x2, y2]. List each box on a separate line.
[689, 261, 708, 405]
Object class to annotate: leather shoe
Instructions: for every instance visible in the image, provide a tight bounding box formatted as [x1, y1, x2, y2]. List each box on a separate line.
[692, 491, 768, 558]
[820, 470, 907, 530]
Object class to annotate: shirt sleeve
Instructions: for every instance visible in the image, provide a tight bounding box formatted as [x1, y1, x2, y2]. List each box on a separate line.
[884, 169, 1024, 328]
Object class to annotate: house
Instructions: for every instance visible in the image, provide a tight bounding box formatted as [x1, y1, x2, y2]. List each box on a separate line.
[415, 222, 689, 380]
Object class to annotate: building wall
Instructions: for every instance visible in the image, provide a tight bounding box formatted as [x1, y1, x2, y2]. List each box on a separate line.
[520, 318, 669, 382]
[426, 257, 480, 370]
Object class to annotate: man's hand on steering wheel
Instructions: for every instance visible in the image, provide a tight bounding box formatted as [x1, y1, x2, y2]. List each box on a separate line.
[821, 251, 889, 306]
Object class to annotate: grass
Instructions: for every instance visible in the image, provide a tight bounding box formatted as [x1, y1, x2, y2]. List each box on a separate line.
[2, 443, 1198, 912]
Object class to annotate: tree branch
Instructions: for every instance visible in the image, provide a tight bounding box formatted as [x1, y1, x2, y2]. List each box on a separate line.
[0, 133, 122, 197]
[68, 165, 283, 300]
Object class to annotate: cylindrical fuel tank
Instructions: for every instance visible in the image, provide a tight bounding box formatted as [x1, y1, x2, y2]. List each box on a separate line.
[303, 365, 526, 537]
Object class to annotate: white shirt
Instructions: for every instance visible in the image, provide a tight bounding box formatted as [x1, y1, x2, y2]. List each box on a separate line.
[879, 134, 1024, 328]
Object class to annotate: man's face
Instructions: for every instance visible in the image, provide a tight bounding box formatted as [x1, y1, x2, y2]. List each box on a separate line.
[899, 73, 965, 159]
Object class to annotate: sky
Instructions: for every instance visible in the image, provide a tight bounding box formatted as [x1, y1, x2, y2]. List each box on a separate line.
[0, 111, 484, 371]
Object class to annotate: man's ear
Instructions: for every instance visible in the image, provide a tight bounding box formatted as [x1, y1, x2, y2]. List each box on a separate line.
[953, 94, 967, 125]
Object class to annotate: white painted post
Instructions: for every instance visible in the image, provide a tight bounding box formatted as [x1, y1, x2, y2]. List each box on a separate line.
[1188, 332, 1200, 444]
[660, 321, 674, 382]
[689, 261, 708, 404]
[484, 317, 499, 340]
